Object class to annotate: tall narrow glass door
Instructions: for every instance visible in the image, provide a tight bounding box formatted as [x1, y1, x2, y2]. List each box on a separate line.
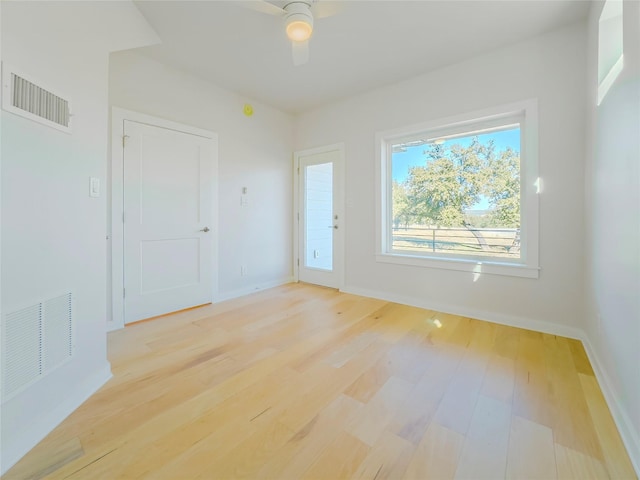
[296, 145, 344, 289]
[304, 162, 333, 271]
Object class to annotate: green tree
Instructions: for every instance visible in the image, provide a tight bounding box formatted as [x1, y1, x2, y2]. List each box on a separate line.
[483, 147, 520, 227]
[399, 137, 520, 229]
[391, 180, 412, 228]
[404, 139, 486, 227]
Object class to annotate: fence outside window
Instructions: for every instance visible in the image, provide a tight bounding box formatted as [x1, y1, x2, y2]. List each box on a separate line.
[392, 226, 520, 259]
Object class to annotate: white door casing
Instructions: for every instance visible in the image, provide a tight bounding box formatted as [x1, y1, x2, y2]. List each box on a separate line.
[111, 109, 218, 330]
[294, 144, 345, 289]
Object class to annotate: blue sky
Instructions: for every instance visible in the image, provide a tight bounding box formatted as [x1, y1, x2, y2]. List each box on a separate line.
[392, 127, 520, 210]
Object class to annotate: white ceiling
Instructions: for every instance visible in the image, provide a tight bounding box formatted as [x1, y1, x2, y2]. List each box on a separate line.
[132, 0, 591, 114]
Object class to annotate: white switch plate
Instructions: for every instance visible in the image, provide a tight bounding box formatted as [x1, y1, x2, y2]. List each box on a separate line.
[90, 177, 100, 197]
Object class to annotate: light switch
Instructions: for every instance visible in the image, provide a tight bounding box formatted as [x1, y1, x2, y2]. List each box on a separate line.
[90, 177, 100, 197]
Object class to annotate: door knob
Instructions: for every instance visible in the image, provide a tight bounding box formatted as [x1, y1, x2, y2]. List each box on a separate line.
[327, 225, 338, 229]
[200, 227, 210, 233]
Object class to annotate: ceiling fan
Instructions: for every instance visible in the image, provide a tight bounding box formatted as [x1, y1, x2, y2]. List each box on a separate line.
[243, 1, 340, 66]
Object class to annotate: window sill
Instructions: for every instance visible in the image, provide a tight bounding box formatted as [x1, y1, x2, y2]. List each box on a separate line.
[376, 253, 539, 279]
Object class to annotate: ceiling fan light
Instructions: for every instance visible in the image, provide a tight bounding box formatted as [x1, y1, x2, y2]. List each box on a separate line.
[286, 19, 313, 42]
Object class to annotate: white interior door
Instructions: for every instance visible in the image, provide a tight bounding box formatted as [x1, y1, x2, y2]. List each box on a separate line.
[123, 120, 215, 324]
[296, 144, 344, 289]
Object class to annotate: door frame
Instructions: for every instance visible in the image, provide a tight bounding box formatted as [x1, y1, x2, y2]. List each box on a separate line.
[109, 107, 218, 331]
[293, 143, 345, 289]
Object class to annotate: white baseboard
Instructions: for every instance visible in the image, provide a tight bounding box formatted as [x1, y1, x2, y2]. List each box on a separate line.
[341, 284, 639, 477]
[341, 285, 583, 339]
[580, 334, 640, 477]
[106, 319, 121, 333]
[215, 276, 294, 303]
[0, 363, 113, 475]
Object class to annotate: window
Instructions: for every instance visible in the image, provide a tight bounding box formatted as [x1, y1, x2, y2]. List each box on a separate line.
[376, 100, 539, 278]
[597, 0, 624, 105]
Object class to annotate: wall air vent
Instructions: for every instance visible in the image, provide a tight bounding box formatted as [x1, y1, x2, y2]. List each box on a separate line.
[2, 293, 74, 401]
[1, 62, 72, 133]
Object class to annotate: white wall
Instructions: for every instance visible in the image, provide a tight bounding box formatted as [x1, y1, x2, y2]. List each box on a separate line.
[0, 1, 158, 474]
[584, 0, 640, 470]
[295, 23, 588, 334]
[108, 51, 294, 309]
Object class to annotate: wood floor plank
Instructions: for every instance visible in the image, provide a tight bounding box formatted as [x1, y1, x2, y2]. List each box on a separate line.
[49, 366, 304, 479]
[4, 284, 635, 480]
[301, 431, 370, 480]
[276, 339, 391, 434]
[382, 328, 434, 384]
[506, 415, 557, 480]
[351, 431, 414, 480]
[344, 356, 393, 403]
[481, 352, 516, 404]
[555, 443, 611, 480]
[579, 373, 637, 479]
[369, 304, 434, 343]
[129, 369, 308, 479]
[512, 330, 554, 428]
[492, 324, 521, 360]
[2, 437, 84, 480]
[194, 420, 296, 479]
[386, 341, 459, 444]
[289, 302, 390, 373]
[423, 312, 463, 346]
[544, 334, 604, 460]
[403, 422, 465, 479]
[257, 394, 363, 479]
[345, 375, 415, 446]
[567, 337, 595, 376]
[432, 342, 490, 436]
[453, 394, 512, 480]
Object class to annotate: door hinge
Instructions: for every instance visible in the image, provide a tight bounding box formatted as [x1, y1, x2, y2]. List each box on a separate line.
[297, 212, 299, 221]
[123, 288, 126, 298]
[122, 212, 125, 223]
[297, 258, 299, 266]
[122, 135, 129, 148]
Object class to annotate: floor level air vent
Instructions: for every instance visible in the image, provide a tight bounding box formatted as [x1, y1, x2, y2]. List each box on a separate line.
[2, 63, 72, 133]
[2, 293, 74, 401]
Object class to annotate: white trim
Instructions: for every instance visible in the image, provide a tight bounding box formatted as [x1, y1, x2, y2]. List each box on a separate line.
[216, 277, 294, 303]
[113, 108, 216, 140]
[580, 334, 640, 477]
[0, 363, 112, 475]
[293, 157, 300, 283]
[110, 107, 219, 330]
[340, 285, 583, 340]
[375, 253, 540, 279]
[106, 318, 121, 333]
[293, 143, 345, 290]
[597, 54, 624, 106]
[375, 99, 539, 278]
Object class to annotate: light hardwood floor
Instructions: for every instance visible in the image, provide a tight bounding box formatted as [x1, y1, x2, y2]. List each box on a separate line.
[5, 283, 636, 479]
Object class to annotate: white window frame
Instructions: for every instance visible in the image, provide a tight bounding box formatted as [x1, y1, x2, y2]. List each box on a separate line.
[597, 0, 624, 106]
[375, 99, 539, 279]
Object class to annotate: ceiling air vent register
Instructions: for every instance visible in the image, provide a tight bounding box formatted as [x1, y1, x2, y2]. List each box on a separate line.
[2, 63, 72, 133]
